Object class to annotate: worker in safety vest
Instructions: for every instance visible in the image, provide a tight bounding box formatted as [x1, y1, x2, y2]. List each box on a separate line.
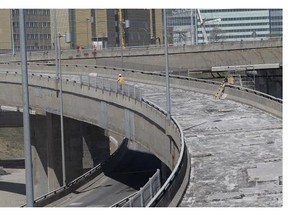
[117, 74, 125, 90]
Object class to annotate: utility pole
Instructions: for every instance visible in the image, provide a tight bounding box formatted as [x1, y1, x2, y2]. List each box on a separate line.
[163, 9, 171, 119]
[86, 18, 90, 49]
[54, 9, 67, 186]
[118, 9, 124, 68]
[56, 32, 70, 186]
[19, 9, 34, 207]
[10, 9, 15, 56]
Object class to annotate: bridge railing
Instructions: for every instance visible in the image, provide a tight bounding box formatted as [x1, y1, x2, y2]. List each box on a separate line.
[111, 169, 161, 207]
[0, 70, 143, 102]
[113, 98, 190, 207]
[142, 99, 190, 207]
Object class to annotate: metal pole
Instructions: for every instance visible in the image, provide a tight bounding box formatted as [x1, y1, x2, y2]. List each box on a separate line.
[10, 9, 15, 56]
[163, 9, 171, 119]
[54, 13, 66, 185]
[58, 33, 66, 186]
[54, 9, 59, 78]
[118, 9, 124, 68]
[19, 9, 34, 207]
[86, 18, 89, 49]
[96, 10, 99, 45]
[194, 10, 198, 45]
[190, 9, 193, 45]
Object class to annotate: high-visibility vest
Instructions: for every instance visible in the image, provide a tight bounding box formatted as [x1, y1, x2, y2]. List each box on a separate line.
[117, 77, 125, 85]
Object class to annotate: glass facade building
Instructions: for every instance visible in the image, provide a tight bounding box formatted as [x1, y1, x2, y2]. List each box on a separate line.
[167, 9, 283, 45]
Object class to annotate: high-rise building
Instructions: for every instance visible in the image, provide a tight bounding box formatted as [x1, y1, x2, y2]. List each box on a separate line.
[0, 9, 164, 53]
[167, 9, 283, 45]
[12, 9, 52, 51]
[0, 10, 13, 53]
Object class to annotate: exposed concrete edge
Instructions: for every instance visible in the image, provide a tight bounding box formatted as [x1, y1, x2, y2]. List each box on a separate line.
[169, 146, 191, 207]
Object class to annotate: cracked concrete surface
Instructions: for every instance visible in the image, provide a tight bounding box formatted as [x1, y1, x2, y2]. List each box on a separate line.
[134, 83, 282, 207]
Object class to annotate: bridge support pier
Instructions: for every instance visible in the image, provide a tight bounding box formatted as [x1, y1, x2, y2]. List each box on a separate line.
[30, 112, 110, 198]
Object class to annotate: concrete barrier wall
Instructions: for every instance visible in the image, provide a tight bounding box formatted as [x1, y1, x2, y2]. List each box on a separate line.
[0, 72, 181, 170]
[0, 64, 282, 119]
[0, 38, 282, 63]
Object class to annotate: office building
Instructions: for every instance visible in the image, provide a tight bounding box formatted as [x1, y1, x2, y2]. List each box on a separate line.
[167, 9, 283, 45]
[0, 9, 164, 53]
[0, 10, 13, 53]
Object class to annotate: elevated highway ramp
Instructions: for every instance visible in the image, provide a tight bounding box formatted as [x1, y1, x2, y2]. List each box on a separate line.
[0, 69, 282, 207]
[131, 82, 282, 207]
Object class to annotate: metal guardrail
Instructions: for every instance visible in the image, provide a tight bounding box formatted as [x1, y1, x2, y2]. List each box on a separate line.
[142, 98, 187, 207]
[21, 160, 103, 207]
[156, 73, 283, 104]
[0, 70, 143, 102]
[111, 169, 161, 207]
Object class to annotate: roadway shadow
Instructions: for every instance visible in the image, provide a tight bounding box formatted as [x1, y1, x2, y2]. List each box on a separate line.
[0, 181, 26, 195]
[103, 141, 171, 190]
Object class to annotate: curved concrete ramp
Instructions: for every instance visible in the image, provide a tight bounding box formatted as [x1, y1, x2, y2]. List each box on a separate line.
[133, 82, 282, 207]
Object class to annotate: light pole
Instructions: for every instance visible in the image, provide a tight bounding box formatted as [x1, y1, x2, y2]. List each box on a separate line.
[55, 31, 71, 186]
[86, 18, 90, 49]
[10, 9, 15, 56]
[19, 9, 34, 207]
[57, 32, 66, 186]
[163, 9, 171, 119]
[118, 9, 124, 68]
[118, 10, 130, 68]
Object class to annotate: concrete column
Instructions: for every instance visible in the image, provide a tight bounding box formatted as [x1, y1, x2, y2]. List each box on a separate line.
[30, 113, 110, 197]
[81, 123, 110, 171]
[46, 113, 62, 191]
[30, 114, 48, 198]
[63, 117, 83, 182]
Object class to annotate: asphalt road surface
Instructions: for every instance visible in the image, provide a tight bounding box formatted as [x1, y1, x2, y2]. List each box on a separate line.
[48, 142, 164, 207]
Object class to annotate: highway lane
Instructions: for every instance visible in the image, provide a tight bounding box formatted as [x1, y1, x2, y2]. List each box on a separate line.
[48, 142, 165, 207]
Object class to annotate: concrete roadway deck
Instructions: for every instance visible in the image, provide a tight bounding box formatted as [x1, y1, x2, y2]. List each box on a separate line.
[132, 82, 283, 207]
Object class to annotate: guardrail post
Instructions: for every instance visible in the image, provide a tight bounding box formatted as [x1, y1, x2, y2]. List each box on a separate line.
[95, 75, 97, 90]
[108, 79, 111, 92]
[140, 187, 144, 207]
[149, 177, 153, 198]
